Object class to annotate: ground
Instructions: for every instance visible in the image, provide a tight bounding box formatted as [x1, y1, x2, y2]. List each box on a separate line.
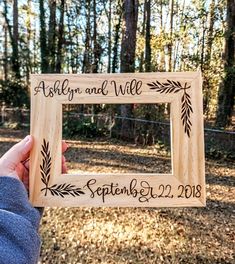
[0, 128, 234, 264]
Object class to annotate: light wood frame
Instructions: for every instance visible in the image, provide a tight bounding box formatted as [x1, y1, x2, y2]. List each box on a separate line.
[30, 72, 205, 207]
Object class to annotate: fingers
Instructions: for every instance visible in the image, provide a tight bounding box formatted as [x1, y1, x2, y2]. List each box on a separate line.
[62, 155, 68, 173]
[21, 158, 30, 172]
[62, 140, 68, 173]
[0, 136, 68, 179]
[22, 170, 29, 191]
[16, 158, 30, 190]
[3, 135, 33, 164]
[0, 135, 33, 178]
[62, 140, 68, 153]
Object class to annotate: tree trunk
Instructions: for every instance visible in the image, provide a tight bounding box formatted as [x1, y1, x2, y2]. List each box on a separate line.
[216, 0, 235, 127]
[66, 4, 75, 73]
[200, 16, 206, 72]
[145, 0, 151, 72]
[139, 0, 146, 72]
[93, 0, 99, 73]
[203, 0, 216, 115]
[39, 0, 49, 73]
[12, 0, 20, 78]
[120, 0, 139, 140]
[120, 0, 138, 73]
[173, 0, 186, 71]
[159, 0, 165, 71]
[26, 0, 32, 85]
[168, 0, 174, 72]
[3, 0, 20, 79]
[3, 1, 13, 50]
[48, 0, 56, 73]
[112, 1, 122, 73]
[82, 0, 92, 73]
[107, 0, 112, 73]
[3, 23, 8, 80]
[3, 0, 20, 78]
[32, 23, 37, 74]
[56, 0, 65, 73]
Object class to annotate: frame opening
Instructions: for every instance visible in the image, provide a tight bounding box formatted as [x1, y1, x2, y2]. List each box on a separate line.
[62, 103, 172, 174]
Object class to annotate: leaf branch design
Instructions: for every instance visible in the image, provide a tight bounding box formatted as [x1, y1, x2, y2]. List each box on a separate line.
[47, 184, 85, 198]
[40, 139, 85, 197]
[148, 79, 185, 93]
[40, 139, 51, 196]
[181, 90, 193, 137]
[147, 80, 193, 137]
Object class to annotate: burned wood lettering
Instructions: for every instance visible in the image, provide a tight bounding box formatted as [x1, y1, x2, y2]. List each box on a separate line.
[34, 79, 82, 101]
[30, 72, 205, 207]
[84, 181, 202, 203]
[34, 78, 143, 100]
[111, 79, 143, 96]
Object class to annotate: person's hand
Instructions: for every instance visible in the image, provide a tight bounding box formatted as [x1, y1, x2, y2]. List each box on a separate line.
[0, 135, 68, 190]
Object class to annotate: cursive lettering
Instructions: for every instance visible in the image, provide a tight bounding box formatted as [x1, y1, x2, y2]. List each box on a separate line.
[83, 178, 159, 203]
[34, 79, 82, 101]
[139, 181, 158, 202]
[85, 80, 108, 95]
[111, 79, 142, 96]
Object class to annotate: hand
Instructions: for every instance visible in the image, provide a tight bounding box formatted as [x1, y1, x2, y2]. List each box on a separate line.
[0, 135, 68, 190]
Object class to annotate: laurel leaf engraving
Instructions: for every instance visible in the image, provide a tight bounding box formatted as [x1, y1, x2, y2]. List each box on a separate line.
[40, 139, 85, 197]
[147, 80, 193, 137]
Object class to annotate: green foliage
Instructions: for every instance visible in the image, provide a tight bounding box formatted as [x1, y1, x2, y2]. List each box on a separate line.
[63, 115, 106, 138]
[205, 132, 235, 161]
[0, 80, 29, 108]
[133, 104, 167, 121]
[207, 147, 235, 161]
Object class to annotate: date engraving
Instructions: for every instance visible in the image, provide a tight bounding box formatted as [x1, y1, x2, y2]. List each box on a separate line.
[83, 179, 202, 203]
[177, 185, 202, 198]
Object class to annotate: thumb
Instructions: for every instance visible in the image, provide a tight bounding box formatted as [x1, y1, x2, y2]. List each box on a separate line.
[0, 135, 33, 178]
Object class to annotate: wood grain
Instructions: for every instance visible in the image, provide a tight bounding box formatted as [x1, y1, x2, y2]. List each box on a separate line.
[30, 72, 205, 207]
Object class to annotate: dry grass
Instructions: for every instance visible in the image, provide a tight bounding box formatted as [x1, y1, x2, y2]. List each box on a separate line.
[0, 128, 234, 264]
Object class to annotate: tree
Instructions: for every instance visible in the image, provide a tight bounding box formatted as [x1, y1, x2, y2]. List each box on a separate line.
[112, 0, 122, 73]
[48, 0, 57, 72]
[12, 0, 20, 78]
[216, 0, 235, 127]
[145, 0, 151, 72]
[120, 0, 138, 73]
[120, 0, 139, 140]
[39, 0, 49, 73]
[103, 0, 112, 73]
[65, 2, 83, 73]
[3, 0, 20, 78]
[3, 22, 8, 80]
[56, 0, 65, 73]
[92, 0, 99, 73]
[168, 0, 174, 71]
[139, 0, 146, 72]
[202, 0, 216, 115]
[25, 0, 33, 84]
[82, 0, 92, 73]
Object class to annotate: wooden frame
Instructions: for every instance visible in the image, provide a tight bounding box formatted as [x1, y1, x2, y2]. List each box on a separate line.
[30, 72, 205, 207]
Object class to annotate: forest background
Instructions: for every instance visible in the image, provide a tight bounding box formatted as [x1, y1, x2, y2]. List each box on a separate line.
[0, 0, 234, 134]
